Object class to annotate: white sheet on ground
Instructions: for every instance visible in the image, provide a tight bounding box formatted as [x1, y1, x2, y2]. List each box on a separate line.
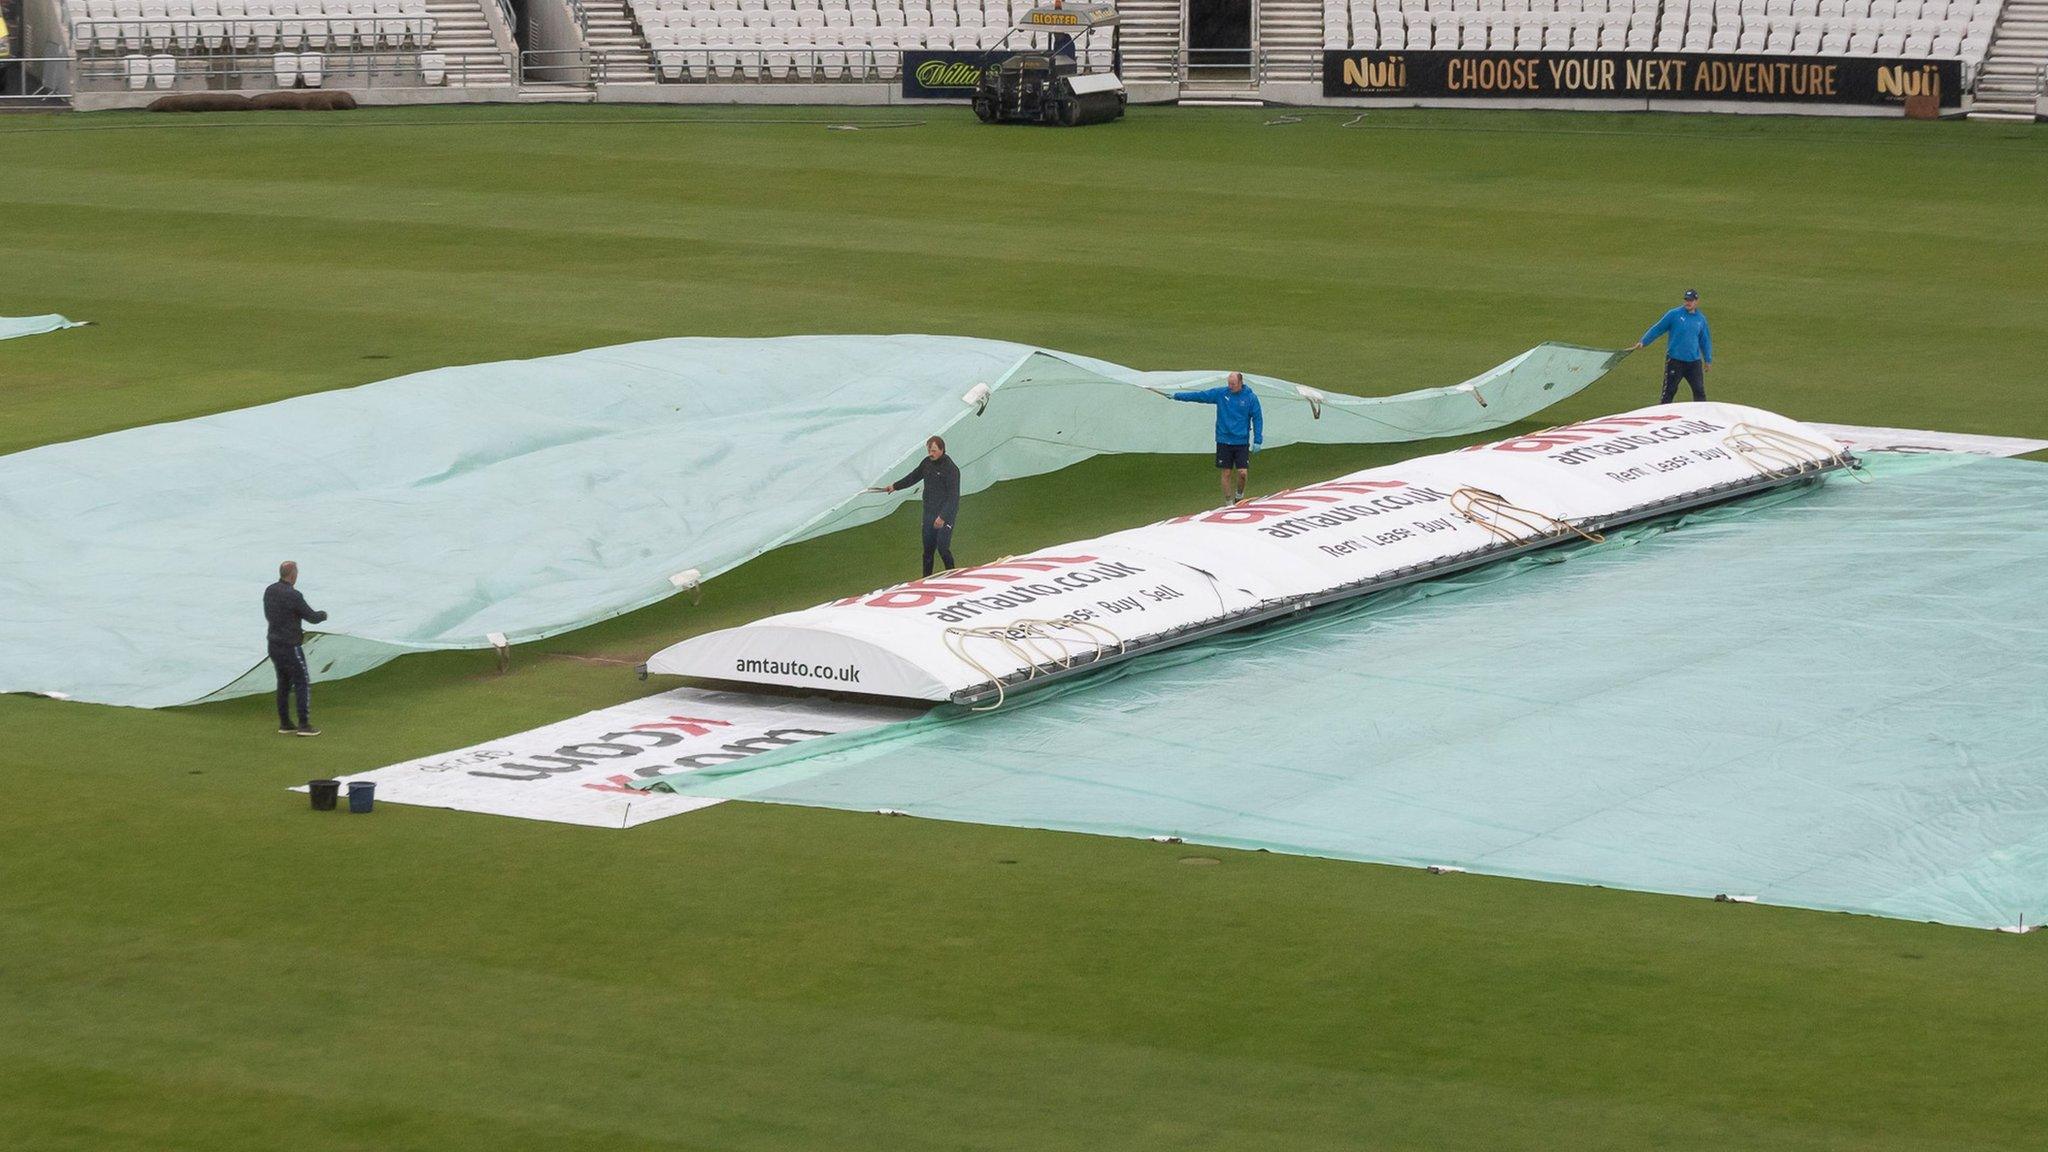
[303, 688, 916, 827]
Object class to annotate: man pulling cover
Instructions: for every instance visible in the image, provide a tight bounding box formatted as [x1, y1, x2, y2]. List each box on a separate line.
[1168, 371, 1264, 506]
[263, 560, 328, 736]
[885, 436, 963, 577]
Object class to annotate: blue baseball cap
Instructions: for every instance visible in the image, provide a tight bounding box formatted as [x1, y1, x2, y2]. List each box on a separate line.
[1683, 289, 1699, 300]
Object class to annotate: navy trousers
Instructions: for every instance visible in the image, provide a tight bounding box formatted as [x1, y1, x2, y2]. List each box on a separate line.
[922, 519, 956, 577]
[1661, 357, 1707, 404]
[270, 642, 311, 729]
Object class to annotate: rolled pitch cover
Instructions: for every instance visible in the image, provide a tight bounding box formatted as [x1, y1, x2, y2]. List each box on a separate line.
[309, 779, 340, 811]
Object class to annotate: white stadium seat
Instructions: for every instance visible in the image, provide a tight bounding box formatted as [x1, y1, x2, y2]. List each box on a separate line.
[250, 0, 277, 48]
[167, 0, 193, 49]
[735, 28, 761, 78]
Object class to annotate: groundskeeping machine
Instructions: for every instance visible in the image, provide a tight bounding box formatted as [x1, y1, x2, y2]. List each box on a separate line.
[973, 1, 1126, 126]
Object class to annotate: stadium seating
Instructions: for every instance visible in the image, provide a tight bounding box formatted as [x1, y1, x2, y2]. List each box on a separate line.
[1326, 0, 2002, 74]
[62, 0, 523, 93]
[72, 0, 437, 53]
[627, 0, 1114, 82]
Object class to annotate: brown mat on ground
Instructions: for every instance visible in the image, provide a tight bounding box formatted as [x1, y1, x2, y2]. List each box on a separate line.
[148, 90, 359, 112]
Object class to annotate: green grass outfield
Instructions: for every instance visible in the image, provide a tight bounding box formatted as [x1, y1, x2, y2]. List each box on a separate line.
[2, 105, 2045, 1151]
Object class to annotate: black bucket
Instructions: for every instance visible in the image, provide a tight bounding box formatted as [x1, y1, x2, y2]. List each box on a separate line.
[309, 779, 340, 811]
[347, 780, 376, 814]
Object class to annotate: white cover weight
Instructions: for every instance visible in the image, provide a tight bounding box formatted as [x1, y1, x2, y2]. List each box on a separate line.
[647, 403, 1847, 702]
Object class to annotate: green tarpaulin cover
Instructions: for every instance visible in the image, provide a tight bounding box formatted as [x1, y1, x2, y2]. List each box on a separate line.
[0, 335, 1618, 707]
[640, 453, 2048, 931]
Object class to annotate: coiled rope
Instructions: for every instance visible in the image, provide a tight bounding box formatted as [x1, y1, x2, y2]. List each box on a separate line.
[1449, 487, 1605, 545]
[1722, 423, 1852, 479]
[943, 615, 1128, 711]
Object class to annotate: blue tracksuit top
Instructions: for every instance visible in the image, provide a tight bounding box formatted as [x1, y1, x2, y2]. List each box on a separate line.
[1641, 307, 1713, 363]
[1173, 385, 1264, 447]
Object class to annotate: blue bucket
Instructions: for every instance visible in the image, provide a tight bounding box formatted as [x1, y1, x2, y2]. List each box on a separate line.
[347, 780, 376, 814]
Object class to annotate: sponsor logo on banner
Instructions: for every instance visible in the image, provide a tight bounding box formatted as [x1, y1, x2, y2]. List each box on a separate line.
[902, 50, 1004, 99]
[1462, 414, 1730, 467]
[311, 688, 912, 827]
[834, 555, 1153, 620]
[1170, 479, 1443, 532]
[1322, 50, 1960, 107]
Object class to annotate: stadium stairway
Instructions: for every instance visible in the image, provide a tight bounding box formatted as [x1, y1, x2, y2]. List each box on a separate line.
[1115, 0, 1181, 87]
[1971, 0, 2046, 118]
[580, 0, 658, 81]
[1259, 0, 1323, 81]
[428, 0, 515, 84]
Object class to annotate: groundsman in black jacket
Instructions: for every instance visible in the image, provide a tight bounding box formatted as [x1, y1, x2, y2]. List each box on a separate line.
[888, 436, 962, 576]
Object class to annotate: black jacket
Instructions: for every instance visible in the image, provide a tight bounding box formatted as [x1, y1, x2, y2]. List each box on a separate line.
[894, 454, 961, 525]
[264, 580, 328, 646]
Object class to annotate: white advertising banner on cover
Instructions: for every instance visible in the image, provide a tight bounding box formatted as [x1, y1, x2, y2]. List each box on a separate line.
[1809, 423, 2048, 459]
[647, 403, 1848, 703]
[306, 688, 914, 828]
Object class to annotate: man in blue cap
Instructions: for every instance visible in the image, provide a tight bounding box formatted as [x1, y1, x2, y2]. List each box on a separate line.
[1169, 371, 1264, 507]
[1633, 289, 1713, 404]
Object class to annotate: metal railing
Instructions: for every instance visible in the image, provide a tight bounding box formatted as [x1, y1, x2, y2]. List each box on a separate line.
[488, 0, 520, 42]
[519, 46, 596, 84]
[0, 57, 77, 103]
[563, 0, 590, 36]
[68, 47, 516, 92]
[1175, 47, 1264, 86]
[526, 44, 921, 84]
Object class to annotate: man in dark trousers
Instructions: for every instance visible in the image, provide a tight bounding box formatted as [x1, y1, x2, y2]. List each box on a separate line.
[264, 560, 328, 736]
[1633, 288, 1713, 404]
[886, 436, 962, 576]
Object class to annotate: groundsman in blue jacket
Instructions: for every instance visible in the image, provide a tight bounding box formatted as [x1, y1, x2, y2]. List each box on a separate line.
[1170, 372, 1264, 506]
[1632, 288, 1713, 404]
